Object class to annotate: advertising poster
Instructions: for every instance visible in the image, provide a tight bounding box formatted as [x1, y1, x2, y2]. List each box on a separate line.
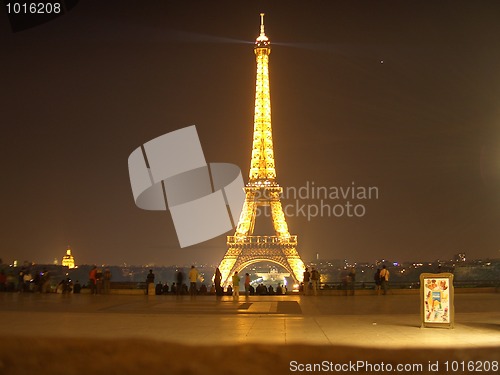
[420, 273, 454, 328]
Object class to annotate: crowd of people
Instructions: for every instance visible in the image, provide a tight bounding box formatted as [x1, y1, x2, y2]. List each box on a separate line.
[145, 266, 208, 296]
[88, 266, 112, 294]
[301, 265, 390, 296]
[143, 267, 292, 297]
[0, 263, 391, 296]
[0, 267, 52, 293]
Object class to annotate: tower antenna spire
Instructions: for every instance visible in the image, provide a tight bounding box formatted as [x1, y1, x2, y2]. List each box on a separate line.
[260, 12, 265, 36]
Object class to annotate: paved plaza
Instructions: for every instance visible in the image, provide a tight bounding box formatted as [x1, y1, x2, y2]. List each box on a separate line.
[0, 292, 498, 374]
[1, 292, 499, 347]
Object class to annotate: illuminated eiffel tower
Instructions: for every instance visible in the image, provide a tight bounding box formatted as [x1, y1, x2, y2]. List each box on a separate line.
[218, 14, 305, 287]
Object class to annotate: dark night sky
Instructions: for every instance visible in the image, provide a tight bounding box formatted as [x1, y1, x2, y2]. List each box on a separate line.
[1, 0, 500, 266]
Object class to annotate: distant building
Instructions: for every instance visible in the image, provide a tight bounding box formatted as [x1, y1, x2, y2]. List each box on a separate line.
[454, 253, 466, 263]
[61, 247, 75, 269]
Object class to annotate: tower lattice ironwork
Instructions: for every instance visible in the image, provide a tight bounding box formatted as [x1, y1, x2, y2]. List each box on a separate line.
[218, 14, 305, 288]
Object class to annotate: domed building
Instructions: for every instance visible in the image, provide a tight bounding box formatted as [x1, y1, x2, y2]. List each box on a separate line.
[61, 247, 76, 269]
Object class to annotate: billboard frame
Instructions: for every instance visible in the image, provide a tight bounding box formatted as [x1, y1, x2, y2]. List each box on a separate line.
[420, 273, 454, 329]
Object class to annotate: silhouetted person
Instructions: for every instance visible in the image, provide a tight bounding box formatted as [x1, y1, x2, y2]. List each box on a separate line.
[214, 267, 222, 296]
[244, 273, 251, 297]
[303, 267, 310, 296]
[311, 267, 320, 296]
[41, 268, 50, 293]
[89, 266, 97, 295]
[60, 277, 73, 294]
[176, 269, 184, 296]
[95, 268, 103, 294]
[73, 280, 81, 294]
[188, 265, 199, 296]
[380, 265, 389, 295]
[17, 268, 25, 293]
[162, 282, 169, 294]
[22, 269, 31, 292]
[348, 267, 356, 295]
[256, 283, 267, 295]
[374, 268, 382, 295]
[0, 270, 6, 292]
[146, 269, 155, 295]
[32, 270, 42, 293]
[103, 268, 112, 294]
[155, 281, 163, 295]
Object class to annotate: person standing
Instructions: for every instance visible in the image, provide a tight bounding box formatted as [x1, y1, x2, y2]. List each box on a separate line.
[244, 273, 251, 297]
[0, 270, 6, 292]
[155, 281, 163, 295]
[302, 267, 311, 296]
[188, 265, 199, 296]
[23, 270, 32, 292]
[146, 269, 155, 295]
[232, 271, 240, 299]
[348, 267, 356, 296]
[89, 266, 97, 295]
[41, 269, 51, 293]
[95, 268, 103, 294]
[103, 268, 112, 294]
[276, 284, 283, 295]
[73, 280, 81, 294]
[18, 268, 26, 293]
[162, 282, 169, 295]
[374, 268, 382, 295]
[214, 267, 222, 297]
[379, 265, 390, 295]
[176, 269, 184, 296]
[311, 267, 319, 296]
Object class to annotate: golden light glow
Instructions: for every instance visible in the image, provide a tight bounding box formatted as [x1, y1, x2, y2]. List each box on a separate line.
[218, 14, 305, 288]
[61, 246, 75, 269]
[250, 35, 275, 181]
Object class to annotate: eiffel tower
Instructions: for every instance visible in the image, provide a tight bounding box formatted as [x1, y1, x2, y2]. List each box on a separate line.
[218, 14, 306, 288]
